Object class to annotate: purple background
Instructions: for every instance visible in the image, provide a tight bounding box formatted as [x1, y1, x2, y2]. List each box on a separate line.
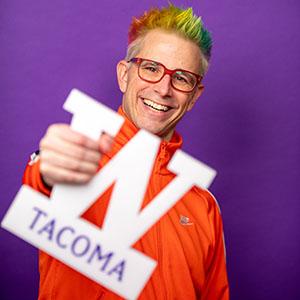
[1, 0, 299, 299]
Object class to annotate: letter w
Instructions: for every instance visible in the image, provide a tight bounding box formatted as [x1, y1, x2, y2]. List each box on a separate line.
[50, 89, 216, 248]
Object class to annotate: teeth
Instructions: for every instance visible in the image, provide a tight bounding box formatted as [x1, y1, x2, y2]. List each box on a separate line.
[143, 99, 170, 112]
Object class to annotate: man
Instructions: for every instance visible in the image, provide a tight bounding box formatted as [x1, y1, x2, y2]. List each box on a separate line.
[23, 4, 229, 299]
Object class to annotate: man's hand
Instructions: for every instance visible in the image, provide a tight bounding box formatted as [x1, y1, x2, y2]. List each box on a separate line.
[39, 124, 113, 187]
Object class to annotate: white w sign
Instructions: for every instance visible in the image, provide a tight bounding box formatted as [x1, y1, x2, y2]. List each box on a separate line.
[1, 89, 216, 299]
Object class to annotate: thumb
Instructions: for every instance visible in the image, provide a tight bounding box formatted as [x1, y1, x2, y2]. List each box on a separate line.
[98, 132, 114, 154]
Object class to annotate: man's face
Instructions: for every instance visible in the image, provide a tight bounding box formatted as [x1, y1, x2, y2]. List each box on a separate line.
[117, 29, 204, 141]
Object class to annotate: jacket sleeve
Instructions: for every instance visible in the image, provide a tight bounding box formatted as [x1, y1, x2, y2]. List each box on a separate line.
[22, 154, 52, 197]
[201, 193, 230, 300]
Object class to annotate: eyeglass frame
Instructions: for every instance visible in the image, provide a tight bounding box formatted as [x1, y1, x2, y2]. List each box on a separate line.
[128, 57, 203, 93]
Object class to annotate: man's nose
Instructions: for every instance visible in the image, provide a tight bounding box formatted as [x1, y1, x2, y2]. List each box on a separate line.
[153, 74, 173, 96]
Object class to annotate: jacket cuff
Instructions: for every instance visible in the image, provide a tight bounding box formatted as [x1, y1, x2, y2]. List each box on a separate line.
[22, 157, 52, 197]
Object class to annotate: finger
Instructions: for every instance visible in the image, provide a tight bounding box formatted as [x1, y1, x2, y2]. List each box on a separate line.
[40, 162, 92, 185]
[40, 135, 101, 164]
[47, 124, 100, 151]
[98, 133, 114, 153]
[40, 150, 99, 175]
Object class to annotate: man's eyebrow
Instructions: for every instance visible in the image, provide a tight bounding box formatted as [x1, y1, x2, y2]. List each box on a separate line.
[147, 61, 158, 65]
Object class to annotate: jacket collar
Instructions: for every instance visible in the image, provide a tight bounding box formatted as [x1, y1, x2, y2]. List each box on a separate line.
[102, 106, 183, 171]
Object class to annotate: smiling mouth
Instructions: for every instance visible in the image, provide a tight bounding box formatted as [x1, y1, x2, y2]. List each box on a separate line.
[142, 98, 172, 112]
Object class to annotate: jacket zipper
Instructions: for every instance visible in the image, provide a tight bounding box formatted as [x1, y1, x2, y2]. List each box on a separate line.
[156, 142, 169, 299]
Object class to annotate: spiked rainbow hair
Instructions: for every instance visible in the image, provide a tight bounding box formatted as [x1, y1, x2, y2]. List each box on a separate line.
[126, 4, 212, 75]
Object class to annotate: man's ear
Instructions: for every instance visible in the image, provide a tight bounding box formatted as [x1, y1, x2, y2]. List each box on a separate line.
[116, 60, 129, 93]
[187, 84, 204, 111]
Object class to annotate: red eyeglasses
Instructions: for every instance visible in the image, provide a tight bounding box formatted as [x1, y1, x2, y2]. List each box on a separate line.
[129, 57, 202, 93]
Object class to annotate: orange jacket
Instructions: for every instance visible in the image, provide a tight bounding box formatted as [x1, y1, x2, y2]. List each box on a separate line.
[23, 109, 229, 300]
